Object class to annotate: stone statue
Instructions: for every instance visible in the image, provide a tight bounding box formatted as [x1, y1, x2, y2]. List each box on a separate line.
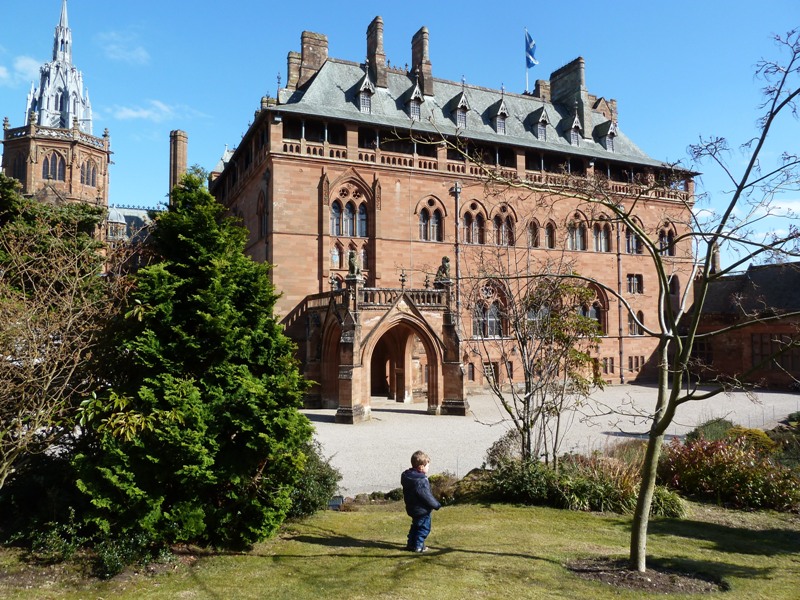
[434, 256, 451, 282]
[348, 250, 361, 275]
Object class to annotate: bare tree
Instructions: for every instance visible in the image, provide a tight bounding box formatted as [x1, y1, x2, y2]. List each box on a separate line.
[0, 175, 123, 489]
[429, 30, 800, 573]
[459, 234, 603, 470]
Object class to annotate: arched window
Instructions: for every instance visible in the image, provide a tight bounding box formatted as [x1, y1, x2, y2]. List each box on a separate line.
[568, 222, 587, 251]
[357, 203, 368, 237]
[528, 222, 540, 248]
[628, 311, 644, 336]
[473, 302, 503, 338]
[593, 222, 611, 252]
[475, 214, 485, 244]
[626, 227, 643, 254]
[330, 201, 342, 236]
[42, 152, 66, 181]
[257, 192, 267, 238]
[419, 208, 430, 241]
[545, 223, 556, 249]
[580, 302, 604, 334]
[493, 216, 504, 245]
[343, 202, 356, 237]
[12, 153, 25, 182]
[463, 213, 474, 243]
[330, 244, 342, 269]
[431, 209, 442, 242]
[659, 227, 676, 256]
[360, 245, 368, 270]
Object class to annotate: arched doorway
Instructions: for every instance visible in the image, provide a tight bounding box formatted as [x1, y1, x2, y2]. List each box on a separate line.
[363, 320, 442, 413]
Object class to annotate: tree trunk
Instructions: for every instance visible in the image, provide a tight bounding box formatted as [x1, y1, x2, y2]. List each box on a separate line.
[629, 430, 665, 572]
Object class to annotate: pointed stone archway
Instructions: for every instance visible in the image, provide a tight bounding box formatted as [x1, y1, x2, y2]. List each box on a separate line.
[304, 273, 468, 423]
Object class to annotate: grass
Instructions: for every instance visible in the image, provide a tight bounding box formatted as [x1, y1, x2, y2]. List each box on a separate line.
[1, 501, 799, 599]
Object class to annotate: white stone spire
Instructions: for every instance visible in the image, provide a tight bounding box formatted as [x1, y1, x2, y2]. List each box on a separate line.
[26, 0, 93, 134]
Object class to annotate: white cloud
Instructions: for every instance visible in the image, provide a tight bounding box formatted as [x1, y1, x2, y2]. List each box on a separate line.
[0, 55, 41, 87]
[111, 100, 175, 122]
[14, 56, 41, 82]
[95, 31, 150, 66]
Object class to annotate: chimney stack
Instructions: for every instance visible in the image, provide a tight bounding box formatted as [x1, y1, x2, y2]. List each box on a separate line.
[367, 17, 387, 88]
[298, 31, 328, 88]
[411, 27, 433, 96]
[169, 129, 188, 202]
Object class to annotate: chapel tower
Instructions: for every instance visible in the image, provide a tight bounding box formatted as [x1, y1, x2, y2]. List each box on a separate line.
[1, 0, 111, 208]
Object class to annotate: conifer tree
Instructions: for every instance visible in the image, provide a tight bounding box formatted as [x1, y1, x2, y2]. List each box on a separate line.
[75, 170, 312, 549]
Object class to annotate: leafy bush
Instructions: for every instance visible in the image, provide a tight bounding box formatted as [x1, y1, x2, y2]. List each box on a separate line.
[287, 441, 342, 519]
[93, 533, 155, 579]
[767, 425, 800, 469]
[429, 471, 458, 505]
[385, 487, 403, 501]
[686, 418, 735, 443]
[30, 509, 84, 563]
[486, 456, 681, 517]
[725, 426, 778, 455]
[786, 411, 800, 425]
[658, 437, 800, 511]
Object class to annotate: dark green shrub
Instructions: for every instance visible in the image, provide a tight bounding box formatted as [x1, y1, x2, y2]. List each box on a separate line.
[286, 441, 342, 519]
[429, 471, 458, 505]
[686, 418, 735, 443]
[29, 509, 84, 563]
[488, 459, 557, 505]
[93, 533, 155, 579]
[658, 437, 800, 511]
[486, 456, 683, 517]
[767, 425, 800, 469]
[725, 426, 778, 455]
[651, 485, 686, 518]
[786, 411, 800, 425]
[385, 487, 403, 501]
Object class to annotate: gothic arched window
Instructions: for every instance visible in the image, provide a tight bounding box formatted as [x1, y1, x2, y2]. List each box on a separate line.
[330, 201, 342, 236]
[357, 203, 368, 237]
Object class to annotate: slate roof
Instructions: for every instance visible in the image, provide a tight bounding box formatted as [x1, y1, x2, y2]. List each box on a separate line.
[702, 262, 800, 316]
[275, 58, 666, 169]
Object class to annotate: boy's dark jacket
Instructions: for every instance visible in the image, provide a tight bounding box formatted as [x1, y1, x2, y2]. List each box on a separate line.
[401, 468, 442, 517]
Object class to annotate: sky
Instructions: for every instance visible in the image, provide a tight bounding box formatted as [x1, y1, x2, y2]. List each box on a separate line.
[0, 0, 798, 261]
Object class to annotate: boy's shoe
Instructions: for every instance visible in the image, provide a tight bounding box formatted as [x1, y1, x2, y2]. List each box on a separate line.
[413, 546, 428, 553]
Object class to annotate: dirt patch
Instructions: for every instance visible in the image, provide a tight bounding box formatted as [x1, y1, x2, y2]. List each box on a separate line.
[567, 557, 725, 594]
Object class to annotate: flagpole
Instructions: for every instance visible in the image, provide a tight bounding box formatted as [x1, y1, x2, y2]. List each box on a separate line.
[525, 28, 529, 93]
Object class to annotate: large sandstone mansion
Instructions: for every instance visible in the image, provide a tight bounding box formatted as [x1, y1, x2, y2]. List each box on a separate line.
[207, 17, 695, 422]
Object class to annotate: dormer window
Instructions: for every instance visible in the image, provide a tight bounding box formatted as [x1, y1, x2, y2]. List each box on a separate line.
[452, 90, 470, 129]
[603, 122, 618, 152]
[570, 114, 582, 146]
[358, 74, 375, 115]
[537, 121, 547, 141]
[407, 80, 424, 121]
[360, 92, 372, 114]
[457, 107, 467, 128]
[493, 97, 509, 135]
[410, 98, 421, 120]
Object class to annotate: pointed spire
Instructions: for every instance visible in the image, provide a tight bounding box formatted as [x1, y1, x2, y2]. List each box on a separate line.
[59, 0, 69, 29]
[53, 0, 72, 64]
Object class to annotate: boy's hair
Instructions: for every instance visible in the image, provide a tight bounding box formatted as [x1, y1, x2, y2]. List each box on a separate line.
[410, 450, 430, 468]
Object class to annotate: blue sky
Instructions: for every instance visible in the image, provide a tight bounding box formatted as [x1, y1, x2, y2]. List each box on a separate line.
[1, 0, 797, 257]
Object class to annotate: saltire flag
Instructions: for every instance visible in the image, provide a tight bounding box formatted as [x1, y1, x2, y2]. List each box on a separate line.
[525, 30, 538, 68]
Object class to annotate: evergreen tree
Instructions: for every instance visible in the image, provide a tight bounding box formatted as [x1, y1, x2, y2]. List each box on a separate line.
[75, 170, 312, 550]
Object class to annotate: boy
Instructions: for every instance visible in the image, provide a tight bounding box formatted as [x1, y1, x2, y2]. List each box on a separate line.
[401, 450, 441, 552]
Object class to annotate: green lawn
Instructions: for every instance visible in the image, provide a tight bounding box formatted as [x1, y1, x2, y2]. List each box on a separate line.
[2, 501, 799, 599]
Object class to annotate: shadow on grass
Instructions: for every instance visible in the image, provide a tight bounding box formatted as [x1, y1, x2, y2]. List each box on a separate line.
[649, 555, 772, 587]
[286, 525, 560, 565]
[649, 517, 800, 556]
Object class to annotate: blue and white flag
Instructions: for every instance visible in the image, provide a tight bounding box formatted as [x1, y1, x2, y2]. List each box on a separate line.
[525, 30, 538, 68]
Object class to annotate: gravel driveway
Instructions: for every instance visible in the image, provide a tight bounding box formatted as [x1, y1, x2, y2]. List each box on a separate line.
[304, 384, 800, 496]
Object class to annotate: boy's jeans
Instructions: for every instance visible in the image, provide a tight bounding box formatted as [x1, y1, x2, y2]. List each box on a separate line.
[407, 513, 431, 550]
